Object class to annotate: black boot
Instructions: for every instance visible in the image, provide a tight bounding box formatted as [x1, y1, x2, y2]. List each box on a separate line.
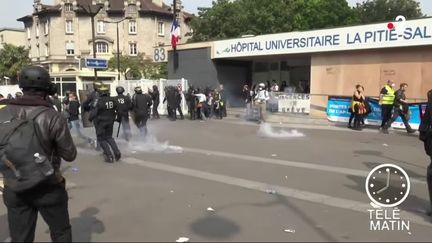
[427, 163, 432, 216]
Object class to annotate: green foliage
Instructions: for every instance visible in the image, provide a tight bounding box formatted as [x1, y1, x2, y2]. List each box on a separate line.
[187, 0, 360, 42]
[355, 0, 425, 24]
[0, 44, 30, 84]
[108, 53, 167, 80]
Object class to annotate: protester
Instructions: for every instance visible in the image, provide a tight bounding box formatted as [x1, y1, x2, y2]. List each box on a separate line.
[67, 92, 94, 145]
[0, 94, 4, 100]
[350, 85, 367, 130]
[194, 88, 207, 120]
[254, 83, 270, 124]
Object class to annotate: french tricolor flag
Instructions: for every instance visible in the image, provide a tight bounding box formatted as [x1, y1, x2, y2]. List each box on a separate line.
[171, 19, 181, 50]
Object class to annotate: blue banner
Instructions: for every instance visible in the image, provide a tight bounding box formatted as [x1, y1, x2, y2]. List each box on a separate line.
[327, 96, 425, 129]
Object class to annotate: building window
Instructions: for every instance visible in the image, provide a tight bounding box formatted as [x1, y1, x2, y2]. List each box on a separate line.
[97, 21, 105, 34]
[127, 4, 137, 14]
[44, 21, 49, 35]
[26, 27, 31, 39]
[129, 21, 137, 34]
[66, 20, 73, 34]
[37, 46, 40, 57]
[66, 42, 75, 56]
[96, 42, 108, 53]
[45, 44, 49, 56]
[65, 3, 73, 12]
[129, 43, 137, 56]
[158, 22, 164, 36]
[36, 24, 40, 37]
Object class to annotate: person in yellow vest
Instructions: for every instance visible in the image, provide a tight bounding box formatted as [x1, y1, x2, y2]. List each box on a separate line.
[379, 80, 396, 128]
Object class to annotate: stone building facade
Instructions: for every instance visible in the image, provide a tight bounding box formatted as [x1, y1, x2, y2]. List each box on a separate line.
[18, 0, 191, 96]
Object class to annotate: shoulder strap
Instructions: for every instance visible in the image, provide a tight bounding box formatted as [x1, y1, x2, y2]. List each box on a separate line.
[27, 107, 51, 121]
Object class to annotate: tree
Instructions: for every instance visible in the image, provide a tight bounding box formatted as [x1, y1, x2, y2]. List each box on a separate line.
[108, 53, 167, 80]
[355, 0, 424, 24]
[187, 0, 360, 42]
[0, 44, 30, 84]
[108, 54, 143, 80]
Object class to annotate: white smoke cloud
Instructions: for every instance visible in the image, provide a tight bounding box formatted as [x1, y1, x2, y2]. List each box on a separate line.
[117, 134, 183, 154]
[257, 123, 305, 138]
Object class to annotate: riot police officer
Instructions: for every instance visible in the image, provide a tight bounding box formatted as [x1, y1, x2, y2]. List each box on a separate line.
[163, 86, 177, 121]
[89, 84, 121, 163]
[132, 87, 152, 136]
[0, 66, 76, 242]
[175, 84, 184, 120]
[420, 89, 432, 216]
[115, 86, 132, 141]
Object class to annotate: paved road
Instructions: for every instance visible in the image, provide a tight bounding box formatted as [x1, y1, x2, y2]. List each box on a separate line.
[0, 116, 431, 242]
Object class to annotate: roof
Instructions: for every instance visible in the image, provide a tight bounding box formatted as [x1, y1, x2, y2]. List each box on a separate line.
[0, 28, 25, 33]
[18, 0, 192, 22]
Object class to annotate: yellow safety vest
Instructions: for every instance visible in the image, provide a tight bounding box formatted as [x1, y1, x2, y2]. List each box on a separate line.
[381, 85, 395, 105]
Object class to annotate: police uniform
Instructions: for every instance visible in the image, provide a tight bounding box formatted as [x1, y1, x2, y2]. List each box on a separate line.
[383, 88, 415, 133]
[163, 86, 177, 121]
[90, 86, 121, 163]
[0, 66, 76, 242]
[132, 87, 152, 136]
[115, 87, 132, 141]
[380, 84, 395, 128]
[420, 90, 432, 216]
[175, 88, 184, 120]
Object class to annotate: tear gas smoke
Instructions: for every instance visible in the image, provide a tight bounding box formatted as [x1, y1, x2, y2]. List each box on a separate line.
[257, 123, 305, 138]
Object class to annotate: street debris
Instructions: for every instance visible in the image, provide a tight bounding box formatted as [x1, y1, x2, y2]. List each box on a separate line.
[207, 207, 215, 212]
[266, 189, 277, 194]
[285, 176, 288, 179]
[71, 167, 79, 173]
[382, 143, 389, 147]
[284, 229, 296, 233]
[176, 237, 190, 242]
[170, 190, 174, 193]
[131, 151, 137, 154]
[271, 154, 277, 157]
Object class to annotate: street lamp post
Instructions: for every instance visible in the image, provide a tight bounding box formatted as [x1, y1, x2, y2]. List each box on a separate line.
[105, 17, 132, 80]
[76, 1, 105, 82]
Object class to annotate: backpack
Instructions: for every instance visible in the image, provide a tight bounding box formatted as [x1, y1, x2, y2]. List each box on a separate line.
[0, 106, 55, 193]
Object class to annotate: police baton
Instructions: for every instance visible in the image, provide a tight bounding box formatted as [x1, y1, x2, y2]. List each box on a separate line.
[116, 119, 122, 138]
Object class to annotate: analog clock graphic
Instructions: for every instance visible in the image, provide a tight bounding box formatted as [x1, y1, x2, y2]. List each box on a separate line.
[365, 164, 410, 208]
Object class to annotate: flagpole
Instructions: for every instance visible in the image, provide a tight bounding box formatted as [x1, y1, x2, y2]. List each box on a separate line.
[173, 0, 179, 69]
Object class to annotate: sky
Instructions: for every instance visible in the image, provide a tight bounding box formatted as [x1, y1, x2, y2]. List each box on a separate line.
[1, 0, 432, 28]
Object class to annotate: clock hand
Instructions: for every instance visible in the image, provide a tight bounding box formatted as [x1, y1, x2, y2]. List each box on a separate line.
[376, 186, 388, 194]
[376, 171, 391, 195]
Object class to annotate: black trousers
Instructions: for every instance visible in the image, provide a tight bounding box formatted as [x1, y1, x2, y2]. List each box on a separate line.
[167, 105, 176, 121]
[134, 115, 149, 136]
[176, 104, 184, 119]
[428, 160, 432, 212]
[384, 107, 412, 131]
[3, 181, 71, 242]
[221, 102, 227, 117]
[381, 104, 393, 127]
[188, 103, 196, 120]
[95, 119, 121, 158]
[152, 101, 160, 119]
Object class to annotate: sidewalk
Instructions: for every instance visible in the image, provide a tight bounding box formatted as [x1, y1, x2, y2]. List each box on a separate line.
[226, 107, 331, 126]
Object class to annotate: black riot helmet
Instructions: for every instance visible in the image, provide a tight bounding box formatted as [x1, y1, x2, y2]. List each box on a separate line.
[116, 86, 125, 95]
[98, 84, 110, 96]
[134, 86, 143, 94]
[19, 66, 56, 95]
[93, 81, 103, 92]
